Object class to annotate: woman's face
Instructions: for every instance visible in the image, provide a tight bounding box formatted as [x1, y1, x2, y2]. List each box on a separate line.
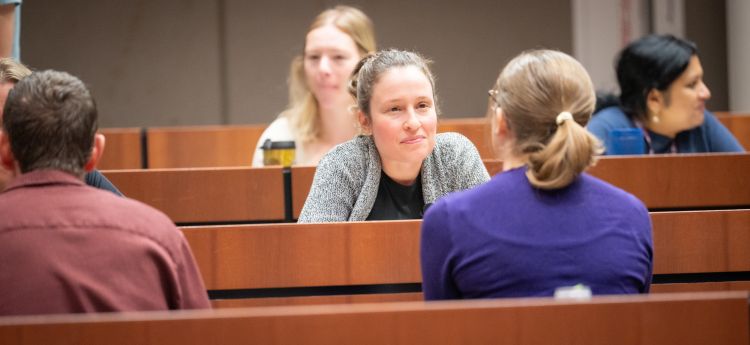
[363, 66, 437, 168]
[303, 25, 361, 109]
[652, 55, 711, 133]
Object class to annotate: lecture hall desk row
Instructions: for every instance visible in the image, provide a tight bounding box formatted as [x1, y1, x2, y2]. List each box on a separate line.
[102, 153, 750, 224]
[179, 209, 750, 308]
[0, 291, 747, 345]
[97, 113, 750, 169]
[96, 120, 490, 170]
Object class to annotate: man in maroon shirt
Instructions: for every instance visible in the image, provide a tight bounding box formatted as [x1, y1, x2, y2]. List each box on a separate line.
[0, 70, 211, 315]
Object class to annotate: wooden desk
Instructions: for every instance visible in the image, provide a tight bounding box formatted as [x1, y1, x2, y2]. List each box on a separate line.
[0, 292, 746, 345]
[651, 209, 750, 292]
[716, 113, 750, 150]
[147, 125, 265, 168]
[103, 167, 285, 224]
[438, 117, 493, 158]
[182, 220, 421, 289]
[181, 210, 750, 308]
[485, 153, 750, 210]
[291, 165, 316, 219]
[295, 154, 750, 215]
[98, 128, 143, 170]
[94, 113, 749, 169]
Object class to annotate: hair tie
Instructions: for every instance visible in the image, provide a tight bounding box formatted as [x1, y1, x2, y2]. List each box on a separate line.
[556, 111, 573, 125]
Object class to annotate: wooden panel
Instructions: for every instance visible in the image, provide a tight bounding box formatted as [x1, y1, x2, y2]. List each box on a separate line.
[97, 128, 142, 170]
[291, 165, 316, 219]
[484, 159, 503, 176]
[103, 167, 285, 223]
[717, 114, 750, 151]
[147, 125, 266, 168]
[181, 220, 422, 290]
[438, 117, 493, 159]
[94, 115, 746, 170]
[0, 292, 746, 345]
[588, 153, 750, 209]
[487, 154, 750, 208]
[652, 282, 750, 293]
[211, 293, 423, 309]
[652, 210, 750, 274]
[298, 154, 750, 212]
[181, 210, 750, 307]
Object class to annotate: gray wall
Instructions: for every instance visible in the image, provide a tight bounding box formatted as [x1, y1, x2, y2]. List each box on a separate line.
[22, 0, 223, 127]
[21, 0, 572, 128]
[685, 0, 728, 111]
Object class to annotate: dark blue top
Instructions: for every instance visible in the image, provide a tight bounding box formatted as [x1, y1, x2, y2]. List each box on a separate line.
[420, 167, 653, 300]
[587, 106, 744, 154]
[85, 170, 123, 196]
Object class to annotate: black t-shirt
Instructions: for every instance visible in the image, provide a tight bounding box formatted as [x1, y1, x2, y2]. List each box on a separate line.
[366, 172, 425, 221]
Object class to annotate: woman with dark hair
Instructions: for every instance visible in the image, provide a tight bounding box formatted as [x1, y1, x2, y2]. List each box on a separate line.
[587, 34, 743, 154]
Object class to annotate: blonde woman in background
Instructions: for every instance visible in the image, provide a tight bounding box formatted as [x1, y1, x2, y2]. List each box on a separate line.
[253, 5, 376, 166]
[421, 50, 653, 299]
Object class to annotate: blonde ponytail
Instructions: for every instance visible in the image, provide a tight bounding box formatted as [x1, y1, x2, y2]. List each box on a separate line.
[526, 112, 602, 189]
[493, 50, 602, 190]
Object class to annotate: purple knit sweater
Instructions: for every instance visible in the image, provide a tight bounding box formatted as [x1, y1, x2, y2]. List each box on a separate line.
[421, 167, 653, 300]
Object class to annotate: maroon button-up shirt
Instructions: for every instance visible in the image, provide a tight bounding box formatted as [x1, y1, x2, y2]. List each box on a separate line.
[0, 170, 210, 316]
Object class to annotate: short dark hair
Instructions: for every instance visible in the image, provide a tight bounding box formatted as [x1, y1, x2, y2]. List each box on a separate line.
[616, 34, 697, 120]
[2, 70, 98, 176]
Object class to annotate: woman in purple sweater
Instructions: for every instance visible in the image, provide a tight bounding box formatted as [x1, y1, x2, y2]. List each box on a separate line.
[420, 50, 653, 300]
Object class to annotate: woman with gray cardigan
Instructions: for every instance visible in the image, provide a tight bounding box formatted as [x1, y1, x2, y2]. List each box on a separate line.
[298, 49, 490, 222]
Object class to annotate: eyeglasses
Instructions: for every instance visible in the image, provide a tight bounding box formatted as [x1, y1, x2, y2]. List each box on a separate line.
[488, 89, 500, 110]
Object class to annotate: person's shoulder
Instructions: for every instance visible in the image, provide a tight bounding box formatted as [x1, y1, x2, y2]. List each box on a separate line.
[322, 135, 372, 160]
[433, 170, 505, 210]
[587, 107, 634, 148]
[260, 116, 295, 141]
[589, 106, 631, 127]
[317, 135, 373, 170]
[101, 191, 177, 227]
[435, 131, 472, 146]
[700, 110, 724, 127]
[580, 173, 648, 214]
[100, 193, 188, 253]
[433, 132, 477, 156]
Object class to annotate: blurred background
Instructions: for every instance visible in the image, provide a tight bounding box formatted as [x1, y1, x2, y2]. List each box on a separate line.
[19, 0, 748, 127]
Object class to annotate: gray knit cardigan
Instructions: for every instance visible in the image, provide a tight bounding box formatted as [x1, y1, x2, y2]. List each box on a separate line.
[298, 132, 491, 222]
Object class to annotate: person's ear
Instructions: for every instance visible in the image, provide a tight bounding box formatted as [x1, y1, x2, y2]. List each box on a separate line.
[492, 107, 509, 137]
[83, 134, 105, 172]
[491, 107, 511, 158]
[357, 110, 372, 135]
[646, 89, 664, 117]
[0, 131, 17, 173]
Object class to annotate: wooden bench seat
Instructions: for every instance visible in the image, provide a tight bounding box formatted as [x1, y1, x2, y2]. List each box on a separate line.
[1, 292, 746, 345]
[98, 127, 143, 170]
